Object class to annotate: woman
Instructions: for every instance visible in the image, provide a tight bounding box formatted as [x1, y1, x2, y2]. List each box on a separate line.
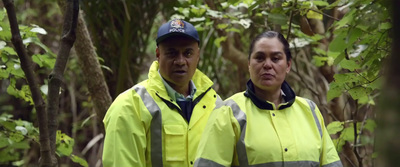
[194, 31, 342, 167]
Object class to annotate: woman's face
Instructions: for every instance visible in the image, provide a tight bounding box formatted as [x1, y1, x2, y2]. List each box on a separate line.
[248, 37, 291, 92]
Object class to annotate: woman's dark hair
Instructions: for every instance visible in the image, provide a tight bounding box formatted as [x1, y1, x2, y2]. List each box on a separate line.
[248, 31, 291, 61]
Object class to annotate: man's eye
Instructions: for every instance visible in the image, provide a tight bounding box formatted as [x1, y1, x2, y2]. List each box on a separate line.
[185, 51, 193, 57]
[166, 52, 176, 56]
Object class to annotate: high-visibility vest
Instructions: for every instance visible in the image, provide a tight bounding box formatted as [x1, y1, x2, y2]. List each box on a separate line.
[195, 80, 342, 167]
[103, 61, 222, 167]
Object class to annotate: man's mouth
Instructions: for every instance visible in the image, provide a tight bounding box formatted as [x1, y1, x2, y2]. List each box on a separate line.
[174, 70, 186, 74]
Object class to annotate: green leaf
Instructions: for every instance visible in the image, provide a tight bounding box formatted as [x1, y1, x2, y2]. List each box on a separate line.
[1, 52, 9, 62]
[2, 46, 17, 55]
[190, 6, 206, 16]
[0, 8, 5, 21]
[327, 57, 334, 66]
[56, 131, 74, 156]
[0, 68, 9, 79]
[327, 50, 340, 59]
[0, 27, 11, 41]
[30, 27, 47, 35]
[189, 17, 206, 22]
[333, 52, 345, 65]
[364, 119, 377, 132]
[236, 19, 251, 29]
[329, 28, 363, 53]
[32, 54, 44, 67]
[228, 0, 241, 5]
[327, 121, 344, 135]
[332, 138, 345, 152]
[341, 127, 355, 141]
[334, 10, 356, 29]
[15, 126, 28, 135]
[312, 56, 327, 67]
[20, 85, 33, 104]
[206, 9, 223, 18]
[339, 59, 360, 71]
[268, 13, 287, 26]
[329, 31, 348, 52]
[313, 47, 326, 56]
[327, 82, 343, 101]
[333, 73, 359, 84]
[306, 10, 323, 20]
[226, 27, 241, 33]
[380, 22, 392, 30]
[312, 1, 330, 6]
[348, 87, 372, 100]
[70, 154, 89, 167]
[214, 36, 227, 48]
[11, 140, 30, 149]
[0, 135, 10, 149]
[10, 64, 25, 78]
[369, 77, 382, 90]
[10, 132, 24, 143]
[217, 23, 229, 30]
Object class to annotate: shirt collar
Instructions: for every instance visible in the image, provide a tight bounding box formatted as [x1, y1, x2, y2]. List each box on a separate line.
[244, 80, 296, 110]
[159, 70, 197, 101]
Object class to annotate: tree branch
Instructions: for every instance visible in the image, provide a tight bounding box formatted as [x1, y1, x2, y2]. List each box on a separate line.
[286, 0, 297, 41]
[46, 0, 79, 161]
[2, 0, 55, 166]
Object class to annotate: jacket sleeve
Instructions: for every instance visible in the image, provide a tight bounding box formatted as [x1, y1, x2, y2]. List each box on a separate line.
[194, 106, 241, 167]
[316, 106, 343, 167]
[102, 91, 149, 167]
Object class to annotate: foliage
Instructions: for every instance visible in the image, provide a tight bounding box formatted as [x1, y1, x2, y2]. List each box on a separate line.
[325, 0, 389, 103]
[328, 119, 377, 152]
[0, 113, 37, 165]
[56, 131, 88, 167]
[0, 6, 88, 166]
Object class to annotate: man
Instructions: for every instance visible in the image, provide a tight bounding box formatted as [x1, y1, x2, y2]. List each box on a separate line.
[102, 19, 222, 167]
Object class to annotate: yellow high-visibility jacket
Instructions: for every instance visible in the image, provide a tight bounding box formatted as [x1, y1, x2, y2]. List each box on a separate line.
[103, 61, 222, 167]
[195, 80, 342, 167]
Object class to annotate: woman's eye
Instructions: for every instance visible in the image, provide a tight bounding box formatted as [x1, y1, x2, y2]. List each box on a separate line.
[256, 57, 264, 62]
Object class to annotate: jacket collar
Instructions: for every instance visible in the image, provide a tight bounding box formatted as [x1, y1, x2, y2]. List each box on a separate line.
[244, 80, 296, 110]
[147, 61, 214, 99]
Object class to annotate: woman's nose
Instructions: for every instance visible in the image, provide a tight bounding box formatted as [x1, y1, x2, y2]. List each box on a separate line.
[263, 59, 272, 69]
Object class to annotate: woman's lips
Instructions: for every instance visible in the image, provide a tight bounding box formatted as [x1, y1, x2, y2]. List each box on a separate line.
[260, 73, 274, 79]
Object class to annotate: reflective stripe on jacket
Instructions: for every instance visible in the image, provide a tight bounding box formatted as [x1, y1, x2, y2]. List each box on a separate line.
[103, 61, 223, 167]
[195, 80, 342, 167]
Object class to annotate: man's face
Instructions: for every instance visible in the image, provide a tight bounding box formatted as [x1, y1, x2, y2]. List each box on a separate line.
[156, 36, 200, 90]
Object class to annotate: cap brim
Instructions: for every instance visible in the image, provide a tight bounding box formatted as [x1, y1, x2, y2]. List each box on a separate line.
[156, 32, 199, 45]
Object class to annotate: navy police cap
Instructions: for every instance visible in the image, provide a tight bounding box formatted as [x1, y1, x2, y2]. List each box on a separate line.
[156, 19, 200, 45]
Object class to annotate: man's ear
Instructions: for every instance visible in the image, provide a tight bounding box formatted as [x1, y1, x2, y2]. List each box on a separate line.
[156, 47, 160, 61]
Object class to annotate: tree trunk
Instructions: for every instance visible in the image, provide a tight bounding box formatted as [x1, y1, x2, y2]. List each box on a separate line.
[74, 10, 112, 129]
[375, 0, 400, 166]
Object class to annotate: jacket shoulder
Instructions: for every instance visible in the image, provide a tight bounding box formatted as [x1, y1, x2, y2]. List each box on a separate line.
[104, 82, 150, 121]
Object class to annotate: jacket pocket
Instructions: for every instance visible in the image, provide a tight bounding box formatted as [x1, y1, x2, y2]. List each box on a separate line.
[164, 125, 185, 161]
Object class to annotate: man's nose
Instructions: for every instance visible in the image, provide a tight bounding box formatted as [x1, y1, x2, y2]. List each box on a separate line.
[174, 53, 185, 65]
